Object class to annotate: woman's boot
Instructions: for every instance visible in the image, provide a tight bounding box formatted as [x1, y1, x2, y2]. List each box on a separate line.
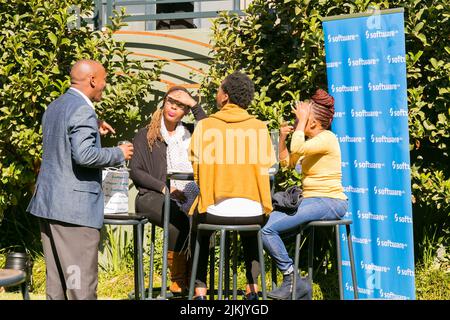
[267, 270, 312, 300]
[168, 251, 188, 295]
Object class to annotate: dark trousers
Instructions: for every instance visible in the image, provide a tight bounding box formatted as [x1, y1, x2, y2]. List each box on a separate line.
[192, 213, 266, 288]
[40, 218, 100, 300]
[135, 192, 190, 252]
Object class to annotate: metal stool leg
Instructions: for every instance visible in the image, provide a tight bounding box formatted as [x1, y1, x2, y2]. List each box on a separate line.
[271, 259, 277, 290]
[292, 230, 302, 300]
[308, 227, 315, 285]
[346, 224, 359, 299]
[335, 225, 344, 300]
[137, 222, 145, 300]
[160, 182, 171, 299]
[188, 230, 201, 300]
[232, 231, 238, 300]
[133, 225, 140, 300]
[224, 232, 230, 299]
[21, 281, 30, 300]
[148, 224, 155, 299]
[257, 229, 267, 300]
[209, 235, 215, 300]
[218, 229, 226, 300]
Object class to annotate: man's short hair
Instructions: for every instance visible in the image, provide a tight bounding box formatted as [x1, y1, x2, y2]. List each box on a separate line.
[221, 71, 255, 109]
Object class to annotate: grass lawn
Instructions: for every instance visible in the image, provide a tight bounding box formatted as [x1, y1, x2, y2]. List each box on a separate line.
[1, 251, 449, 300]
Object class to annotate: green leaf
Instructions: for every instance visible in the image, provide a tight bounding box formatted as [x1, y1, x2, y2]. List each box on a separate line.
[437, 113, 446, 123]
[416, 33, 427, 46]
[414, 50, 424, 62]
[48, 32, 57, 47]
[61, 38, 71, 46]
[413, 22, 424, 34]
[430, 58, 439, 69]
[51, 65, 60, 74]
[423, 119, 436, 130]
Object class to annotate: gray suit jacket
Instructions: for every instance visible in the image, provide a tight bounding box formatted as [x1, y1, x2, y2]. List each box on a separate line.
[27, 89, 124, 228]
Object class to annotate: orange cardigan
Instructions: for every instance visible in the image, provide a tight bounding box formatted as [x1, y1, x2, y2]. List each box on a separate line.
[188, 104, 275, 215]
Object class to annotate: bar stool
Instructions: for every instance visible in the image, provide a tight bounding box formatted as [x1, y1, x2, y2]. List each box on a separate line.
[152, 171, 195, 300]
[103, 214, 148, 300]
[143, 171, 194, 300]
[188, 224, 267, 300]
[292, 219, 359, 300]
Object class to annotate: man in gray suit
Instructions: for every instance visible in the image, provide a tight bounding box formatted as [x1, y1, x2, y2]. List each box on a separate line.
[27, 60, 134, 300]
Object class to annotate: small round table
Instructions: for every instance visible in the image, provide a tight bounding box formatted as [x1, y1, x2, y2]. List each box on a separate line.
[0, 269, 30, 300]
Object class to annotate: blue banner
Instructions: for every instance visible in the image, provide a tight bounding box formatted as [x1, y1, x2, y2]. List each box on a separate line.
[323, 8, 415, 299]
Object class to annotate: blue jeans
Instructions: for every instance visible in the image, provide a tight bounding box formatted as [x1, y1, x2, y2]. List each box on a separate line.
[261, 197, 347, 273]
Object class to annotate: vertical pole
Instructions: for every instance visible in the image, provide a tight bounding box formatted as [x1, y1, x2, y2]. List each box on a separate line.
[347, 224, 359, 299]
[145, 1, 156, 30]
[271, 260, 277, 290]
[133, 224, 139, 300]
[308, 227, 315, 284]
[188, 231, 201, 300]
[257, 229, 267, 300]
[137, 222, 145, 300]
[336, 225, 344, 300]
[106, 0, 113, 26]
[233, 0, 240, 11]
[148, 224, 155, 299]
[209, 235, 215, 300]
[194, 0, 202, 28]
[292, 231, 302, 300]
[232, 231, 238, 300]
[98, 0, 104, 29]
[224, 232, 230, 299]
[218, 229, 226, 300]
[159, 178, 171, 299]
[93, 0, 99, 30]
[21, 281, 30, 300]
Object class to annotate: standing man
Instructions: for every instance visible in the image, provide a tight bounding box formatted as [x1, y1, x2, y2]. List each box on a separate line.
[27, 60, 134, 300]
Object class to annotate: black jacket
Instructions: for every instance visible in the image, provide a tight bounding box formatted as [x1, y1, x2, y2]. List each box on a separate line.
[130, 105, 207, 195]
[272, 185, 303, 215]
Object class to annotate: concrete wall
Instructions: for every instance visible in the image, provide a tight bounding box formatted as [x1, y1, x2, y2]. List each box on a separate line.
[114, 28, 212, 92]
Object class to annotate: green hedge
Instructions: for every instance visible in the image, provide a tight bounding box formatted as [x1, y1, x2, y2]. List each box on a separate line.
[0, 0, 162, 250]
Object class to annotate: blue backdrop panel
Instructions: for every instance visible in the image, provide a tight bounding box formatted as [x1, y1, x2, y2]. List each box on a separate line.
[323, 8, 415, 299]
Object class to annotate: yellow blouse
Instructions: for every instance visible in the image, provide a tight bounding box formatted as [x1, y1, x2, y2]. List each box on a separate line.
[280, 130, 347, 200]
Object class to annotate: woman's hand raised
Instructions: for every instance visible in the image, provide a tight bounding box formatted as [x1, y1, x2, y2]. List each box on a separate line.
[292, 101, 311, 131]
[280, 123, 294, 139]
[167, 90, 198, 109]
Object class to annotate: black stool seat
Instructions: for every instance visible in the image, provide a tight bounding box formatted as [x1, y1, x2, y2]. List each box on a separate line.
[104, 213, 148, 222]
[304, 219, 353, 227]
[189, 223, 267, 300]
